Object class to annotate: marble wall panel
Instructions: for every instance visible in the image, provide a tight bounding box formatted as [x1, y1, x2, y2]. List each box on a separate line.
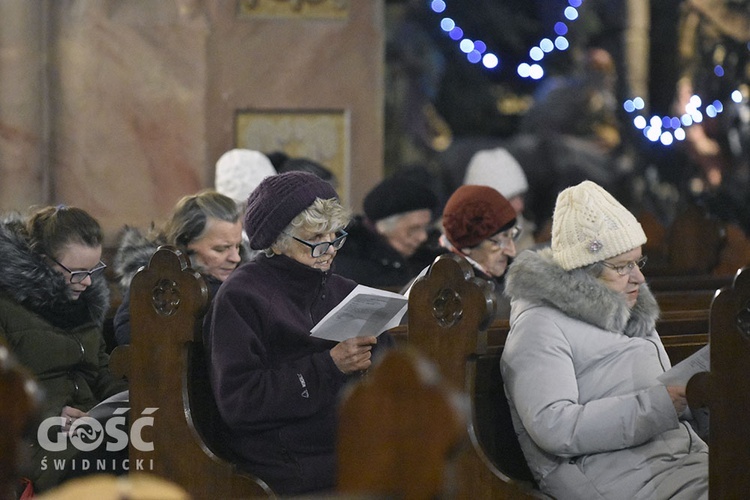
[0, 0, 384, 246]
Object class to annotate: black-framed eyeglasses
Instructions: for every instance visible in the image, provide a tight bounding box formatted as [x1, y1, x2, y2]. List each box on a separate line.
[284, 230, 348, 258]
[49, 257, 107, 284]
[601, 255, 648, 276]
[486, 225, 522, 249]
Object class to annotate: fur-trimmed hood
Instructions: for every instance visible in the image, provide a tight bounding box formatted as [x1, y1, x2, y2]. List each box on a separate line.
[113, 225, 252, 291]
[0, 214, 109, 328]
[113, 225, 164, 291]
[505, 247, 659, 338]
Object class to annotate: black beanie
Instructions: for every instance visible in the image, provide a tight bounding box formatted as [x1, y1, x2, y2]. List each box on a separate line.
[363, 177, 438, 222]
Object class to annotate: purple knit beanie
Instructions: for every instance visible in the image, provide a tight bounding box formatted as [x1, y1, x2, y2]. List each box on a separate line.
[244, 171, 338, 250]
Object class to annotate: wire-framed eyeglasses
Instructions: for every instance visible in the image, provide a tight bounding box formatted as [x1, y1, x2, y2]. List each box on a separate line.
[486, 225, 522, 249]
[49, 257, 107, 284]
[284, 230, 348, 258]
[601, 255, 648, 276]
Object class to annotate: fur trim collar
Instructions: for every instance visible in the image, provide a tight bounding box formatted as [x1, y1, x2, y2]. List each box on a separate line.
[113, 225, 251, 291]
[505, 248, 659, 338]
[113, 226, 163, 290]
[0, 216, 109, 328]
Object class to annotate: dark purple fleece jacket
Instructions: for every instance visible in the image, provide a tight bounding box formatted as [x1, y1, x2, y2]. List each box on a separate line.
[203, 254, 389, 495]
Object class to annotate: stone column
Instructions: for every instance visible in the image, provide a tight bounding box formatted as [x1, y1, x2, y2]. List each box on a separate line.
[0, 0, 49, 210]
[623, 0, 650, 103]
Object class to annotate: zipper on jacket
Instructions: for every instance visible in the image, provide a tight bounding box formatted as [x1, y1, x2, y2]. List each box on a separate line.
[645, 337, 667, 372]
[309, 273, 327, 324]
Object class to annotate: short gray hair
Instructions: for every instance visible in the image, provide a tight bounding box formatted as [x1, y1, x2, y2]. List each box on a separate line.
[163, 189, 241, 249]
[264, 198, 351, 256]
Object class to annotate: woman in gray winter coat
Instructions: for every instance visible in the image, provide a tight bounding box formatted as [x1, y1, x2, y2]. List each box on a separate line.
[501, 181, 708, 499]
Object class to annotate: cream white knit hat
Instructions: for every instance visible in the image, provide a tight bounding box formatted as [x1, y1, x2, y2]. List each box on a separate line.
[463, 147, 528, 199]
[551, 180, 646, 270]
[214, 149, 277, 204]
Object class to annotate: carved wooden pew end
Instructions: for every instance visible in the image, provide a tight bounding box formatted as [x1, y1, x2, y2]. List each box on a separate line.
[120, 246, 273, 498]
[686, 265, 750, 497]
[407, 253, 546, 498]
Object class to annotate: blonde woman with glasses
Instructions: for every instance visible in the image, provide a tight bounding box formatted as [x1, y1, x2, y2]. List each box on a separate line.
[0, 205, 128, 493]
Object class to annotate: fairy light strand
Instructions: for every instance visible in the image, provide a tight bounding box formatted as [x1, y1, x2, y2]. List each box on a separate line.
[429, 0, 748, 147]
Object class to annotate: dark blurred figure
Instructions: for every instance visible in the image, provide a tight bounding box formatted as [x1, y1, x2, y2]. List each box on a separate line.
[277, 157, 338, 190]
[521, 47, 621, 154]
[334, 175, 439, 289]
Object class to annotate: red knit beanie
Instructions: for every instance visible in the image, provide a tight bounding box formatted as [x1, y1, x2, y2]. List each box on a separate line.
[442, 185, 516, 249]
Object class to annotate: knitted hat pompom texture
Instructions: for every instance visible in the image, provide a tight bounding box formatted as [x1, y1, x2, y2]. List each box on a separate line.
[463, 147, 529, 199]
[551, 180, 647, 270]
[244, 171, 338, 250]
[214, 149, 277, 204]
[442, 185, 516, 249]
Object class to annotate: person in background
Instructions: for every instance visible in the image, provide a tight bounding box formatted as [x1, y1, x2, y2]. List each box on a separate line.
[333, 175, 438, 289]
[501, 181, 707, 499]
[214, 148, 277, 209]
[0, 205, 128, 492]
[439, 185, 520, 317]
[204, 171, 392, 495]
[214, 147, 277, 259]
[277, 156, 338, 189]
[113, 189, 244, 345]
[463, 147, 537, 251]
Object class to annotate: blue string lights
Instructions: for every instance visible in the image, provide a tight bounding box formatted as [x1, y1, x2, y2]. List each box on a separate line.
[431, 0, 500, 70]
[429, 0, 748, 147]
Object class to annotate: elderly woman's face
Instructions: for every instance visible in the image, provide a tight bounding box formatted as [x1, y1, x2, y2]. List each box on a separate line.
[281, 227, 340, 271]
[187, 218, 243, 282]
[379, 209, 432, 258]
[462, 229, 518, 278]
[598, 247, 646, 308]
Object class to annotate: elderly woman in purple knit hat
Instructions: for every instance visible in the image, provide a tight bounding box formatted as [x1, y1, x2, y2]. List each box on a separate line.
[203, 171, 392, 496]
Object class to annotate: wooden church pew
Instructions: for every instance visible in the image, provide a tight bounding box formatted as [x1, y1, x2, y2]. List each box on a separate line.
[687, 266, 750, 499]
[109, 246, 490, 499]
[109, 246, 274, 499]
[0, 341, 41, 500]
[337, 348, 466, 498]
[107, 245, 716, 499]
[405, 253, 546, 498]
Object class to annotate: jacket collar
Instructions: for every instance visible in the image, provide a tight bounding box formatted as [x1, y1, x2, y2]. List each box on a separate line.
[505, 247, 659, 338]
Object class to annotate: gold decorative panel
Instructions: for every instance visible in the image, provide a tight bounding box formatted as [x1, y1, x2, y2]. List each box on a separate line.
[237, 0, 349, 20]
[235, 109, 350, 202]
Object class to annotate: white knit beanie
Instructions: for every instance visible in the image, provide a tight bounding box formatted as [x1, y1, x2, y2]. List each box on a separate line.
[214, 149, 277, 204]
[551, 180, 647, 270]
[463, 147, 528, 199]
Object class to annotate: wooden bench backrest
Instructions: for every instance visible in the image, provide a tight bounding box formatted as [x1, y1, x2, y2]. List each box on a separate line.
[407, 253, 544, 498]
[687, 266, 750, 499]
[0, 342, 40, 500]
[337, 348, 466, 498]
[115, 246, 273, 498]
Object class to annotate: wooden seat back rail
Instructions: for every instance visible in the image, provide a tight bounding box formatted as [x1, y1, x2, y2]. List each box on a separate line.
[687, 266, 750, 499]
